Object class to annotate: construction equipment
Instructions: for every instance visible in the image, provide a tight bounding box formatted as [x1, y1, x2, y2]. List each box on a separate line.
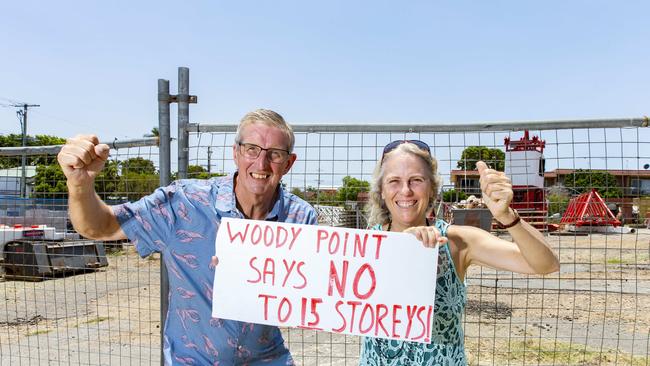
[559, 189, 634, 233]
[0, 224, 108, 281]
[451, 208, 493, 231]
[504, 131, 549, 230]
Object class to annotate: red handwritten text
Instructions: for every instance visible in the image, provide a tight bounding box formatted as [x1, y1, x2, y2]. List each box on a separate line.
[247, 257, 307, 289]
[258, 294, 324, 330]
[316, 230, 387, 259]
[328, 260, 377, 300]
[227, 222, 302, 250]
[332, 301, 433, 343]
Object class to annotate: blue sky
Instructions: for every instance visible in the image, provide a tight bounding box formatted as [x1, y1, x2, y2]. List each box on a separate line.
[1, 1, 648, 141]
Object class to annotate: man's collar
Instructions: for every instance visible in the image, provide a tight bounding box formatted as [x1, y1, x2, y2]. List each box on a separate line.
[215, 172, 284, 220]
[214, 174, 237, 214]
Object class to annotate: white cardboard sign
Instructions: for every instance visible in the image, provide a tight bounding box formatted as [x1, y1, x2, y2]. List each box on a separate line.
[212, 217, 438, 343]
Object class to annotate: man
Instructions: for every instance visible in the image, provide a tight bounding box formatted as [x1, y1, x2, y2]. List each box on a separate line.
[58, 109, 317, 365]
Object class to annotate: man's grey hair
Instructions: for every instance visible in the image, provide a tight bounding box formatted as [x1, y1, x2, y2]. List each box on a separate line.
[235, 109, 295, 152]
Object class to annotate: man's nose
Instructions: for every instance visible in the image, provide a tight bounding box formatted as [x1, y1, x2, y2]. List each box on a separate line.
[253, 150, 272, 168]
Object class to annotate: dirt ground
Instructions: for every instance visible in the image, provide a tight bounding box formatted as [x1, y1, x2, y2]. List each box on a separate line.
[0, 229, 648, 365]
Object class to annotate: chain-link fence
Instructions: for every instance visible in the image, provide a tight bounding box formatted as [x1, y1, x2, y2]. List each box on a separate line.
[0, 139, 163, 365]
[188, 119, 649, 365]
[1, 118, 649, 365]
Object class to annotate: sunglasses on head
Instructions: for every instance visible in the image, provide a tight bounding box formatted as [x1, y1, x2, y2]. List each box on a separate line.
[382, 140, 431, 160]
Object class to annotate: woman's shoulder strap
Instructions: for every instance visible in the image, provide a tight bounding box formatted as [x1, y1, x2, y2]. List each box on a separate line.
[434, 218, 450, 237]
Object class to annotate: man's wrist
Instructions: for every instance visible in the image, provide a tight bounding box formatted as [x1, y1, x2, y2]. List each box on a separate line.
[66, 181, 96, 196]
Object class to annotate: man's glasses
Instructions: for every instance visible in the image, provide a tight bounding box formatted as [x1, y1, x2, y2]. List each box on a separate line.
[238, 142, 291, 164]
[382, 140, 431, 160]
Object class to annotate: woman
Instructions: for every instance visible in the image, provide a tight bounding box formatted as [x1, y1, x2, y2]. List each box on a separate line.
[359, 140, 559, 365]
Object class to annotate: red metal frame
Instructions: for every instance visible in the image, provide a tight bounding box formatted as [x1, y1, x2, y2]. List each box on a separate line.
[504, 131, 547, 213]
[511, 186, 547, 212]
[560, 189, 621, 227]
[504, 130, 546, 153]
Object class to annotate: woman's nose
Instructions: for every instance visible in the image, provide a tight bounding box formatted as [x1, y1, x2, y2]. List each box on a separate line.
[400, 182, 412, 195]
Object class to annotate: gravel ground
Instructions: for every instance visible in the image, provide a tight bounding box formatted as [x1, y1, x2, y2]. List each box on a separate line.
[0, 229, 648, 365]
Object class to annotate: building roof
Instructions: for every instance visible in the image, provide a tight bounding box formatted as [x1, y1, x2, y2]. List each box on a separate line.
[543, 169, 650, 178]
[450, 169, 479, 175]
[0, 166, 38, 178]
[449, 170, 479, 183]
[450, 168, 650, 181]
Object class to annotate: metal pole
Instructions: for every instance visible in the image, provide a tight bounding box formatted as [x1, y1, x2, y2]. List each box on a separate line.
[0, 138, 159, 156]
[177, 67, 190, 179]
[157, 79, 171, 366]
[189, 116, 650, 133]
[20, 105, 27, 197]
[207, 146, 212, 173]
[158, 80, 171, 186]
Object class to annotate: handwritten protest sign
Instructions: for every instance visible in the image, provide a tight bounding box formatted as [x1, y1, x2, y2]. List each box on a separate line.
[212, 217, 438, 343]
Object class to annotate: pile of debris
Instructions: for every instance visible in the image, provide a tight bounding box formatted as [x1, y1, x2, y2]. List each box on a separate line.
[452, 195, 487, 209]
[449, 196, 493, 231]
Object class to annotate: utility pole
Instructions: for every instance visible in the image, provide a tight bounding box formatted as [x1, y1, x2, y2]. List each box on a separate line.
[14, 103, 40, 197]
[207, 146, 212, 173]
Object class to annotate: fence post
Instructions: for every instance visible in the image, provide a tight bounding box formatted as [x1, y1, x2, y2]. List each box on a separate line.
[177, 67, 190, 179]
[158, 79, 171, 187]
[157, 78, 171, 365]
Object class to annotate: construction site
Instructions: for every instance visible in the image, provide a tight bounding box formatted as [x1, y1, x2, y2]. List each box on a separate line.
[0, 69, 648, 365]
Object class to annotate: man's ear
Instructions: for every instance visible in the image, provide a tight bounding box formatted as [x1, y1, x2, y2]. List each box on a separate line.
[283, 153, 297, 174]
[232, 144, 238, 161]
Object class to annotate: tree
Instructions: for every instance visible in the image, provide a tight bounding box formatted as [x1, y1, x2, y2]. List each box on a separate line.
[170, 165, 226, 180]
[121, 157, 156, 175]
[336, 176, 370, 202]
[289, 186, 326, 202]
[95, 160, 121, 200]
[0, 134, 65, 148]
[187, 165, 226, 179]
[457, 146, 505, 171]
[290, 187, 305, 200]
[188, 165, 206, 178]
[547, 184, 570, 218]
[548, 193, 570, 218]
[115, 158, 159, 200]
[33, 163, 68, 198]
[316, 189, 341, 206]
[0, 134, 66, 168]
[118, 171, 160, 201]
[0, 134, 23, 148]
[33, 135, 67, 146]
[442, 189, 467, 203]
[564, 170, 622, 198]
[290, 186, 321, 202]
[32, 160, 120, 199]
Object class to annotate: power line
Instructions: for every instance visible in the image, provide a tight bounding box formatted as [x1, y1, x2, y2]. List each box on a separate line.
[0, 96, 25, 105]
[30, 109, 97, 132]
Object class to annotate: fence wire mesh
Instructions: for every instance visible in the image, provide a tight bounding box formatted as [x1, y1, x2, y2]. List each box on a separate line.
[188, 124, 650, 366]
[0, 143, 162, 365]
[0, 122, 648, 365]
